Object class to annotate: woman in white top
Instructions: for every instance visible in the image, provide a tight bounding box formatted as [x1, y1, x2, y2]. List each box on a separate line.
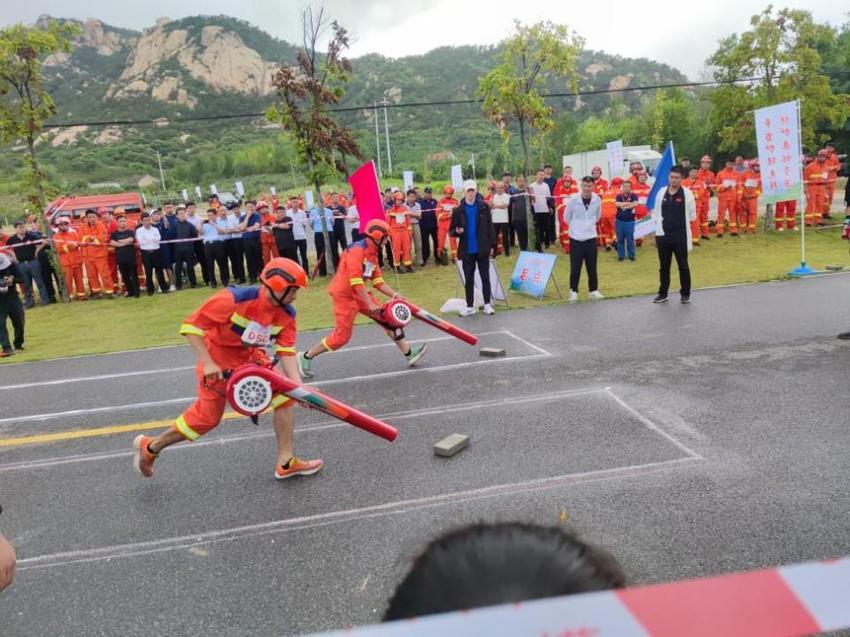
[490, 181, 511, 257]
[288, 204, 310, 273]
[347, 203, 360, 243]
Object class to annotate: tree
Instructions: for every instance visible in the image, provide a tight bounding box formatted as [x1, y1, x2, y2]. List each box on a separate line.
[478, 21, 584, 178]
[0, 20, 77, 210]
[267, 7, 363, 275]
[707, 6, 848, 155]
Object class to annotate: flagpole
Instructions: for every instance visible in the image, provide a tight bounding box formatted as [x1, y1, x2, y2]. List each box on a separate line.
[789, 98, 814, 276]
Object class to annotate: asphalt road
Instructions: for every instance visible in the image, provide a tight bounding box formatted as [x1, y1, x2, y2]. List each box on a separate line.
[1, 273, 849, 636]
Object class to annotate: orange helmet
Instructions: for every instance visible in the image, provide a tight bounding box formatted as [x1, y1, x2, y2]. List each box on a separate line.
[260, 258, 307, 294]
[363, 219, 390, 245]
[443, 185, 454, 195]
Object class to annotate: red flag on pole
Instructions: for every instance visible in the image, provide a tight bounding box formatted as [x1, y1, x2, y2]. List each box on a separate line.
[349, 161, 384, 226]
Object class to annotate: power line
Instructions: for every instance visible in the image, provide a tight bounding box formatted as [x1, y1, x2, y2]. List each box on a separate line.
[40, 75, 774, 130]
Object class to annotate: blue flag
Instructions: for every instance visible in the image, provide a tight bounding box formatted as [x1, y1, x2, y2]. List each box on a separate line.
[646, 141, 676, 211]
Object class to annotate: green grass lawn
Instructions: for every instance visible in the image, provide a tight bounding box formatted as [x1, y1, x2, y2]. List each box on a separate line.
[3, 227, 848, 364]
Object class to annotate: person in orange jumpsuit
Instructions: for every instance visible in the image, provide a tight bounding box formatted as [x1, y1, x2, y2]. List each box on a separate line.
[296, 220, 427, 379]
[553, 168, 577, 254]
[714, 160, 741, 237]
[824, 144, 840, 219]
[99, 207, 120, 287]
[387, 191, 414, 272]
[590, 166, 608, 195]
[436, 185, 458, 264]
[739, 162, 762, 233]
[598, 178, 619, 251]
[79, 208, 116, 297]
[632, 172, 651, 247]
[53, 215, 87, 300]
[695, 155, 715, 240]
[132, 258, 323, 481]
[682, 168, 705, 246]
[804, 150, 830, 226]
[774, 199, 797, 231]
[626, 162, 644, 189]
[258, 201, 279, 263]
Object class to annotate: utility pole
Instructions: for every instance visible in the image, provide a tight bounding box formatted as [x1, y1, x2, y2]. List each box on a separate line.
[374, 104, 383, 177]
[156, 151, 166, 190]
[382, 98, 393, 176]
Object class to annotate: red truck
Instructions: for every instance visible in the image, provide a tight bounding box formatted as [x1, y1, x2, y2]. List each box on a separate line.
[43, 193, 145, 228]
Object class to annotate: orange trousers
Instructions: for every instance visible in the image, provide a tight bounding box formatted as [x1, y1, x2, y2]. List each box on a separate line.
[85, 256, 115, 294]
[774, 201, 797, 230]
[741, 198, 758, 233]
[261, 238, 279, 263]
[63, 264, 86, 299]
[716, 197, 738, 236]
[322, 293, 375, 352]
[598, 217, 615, 247]
[176, 361, 292, 441]
[690, 218, 701, 245]
[559, 230, 571, 254]
[391, 228, 412, 267]
[805, 188, 826, 225]
[825, 182, 835, 215]
[696, 197, 710, 237]
[107, 253, 118, 286]
[437, 224, 456, 260]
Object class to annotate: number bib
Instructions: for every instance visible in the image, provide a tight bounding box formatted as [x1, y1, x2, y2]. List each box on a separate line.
[363, 260, 375, 278]
[395, 214, 405, 224]
[242, 321, 272, 347]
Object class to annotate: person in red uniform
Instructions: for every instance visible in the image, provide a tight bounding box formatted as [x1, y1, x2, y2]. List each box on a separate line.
[133, 258, 323, 481]
[714, 160, 741, 237]
[100, 207, 120, 287]
[436, 185, 458, 264]
[681, 168, 705, 246]
[54, 215, 87, 300]
[80, 208, 116, 297]
[804, 150, 830, 226]
[590, 166, 608, 195]
[553, 166, 577, 254]
[739, 162, 762, 233]
[387, 191, 414, 272]
[632, 172, 651, 247]
[296, 219, 427, 379]
[598, 178, 619, 250]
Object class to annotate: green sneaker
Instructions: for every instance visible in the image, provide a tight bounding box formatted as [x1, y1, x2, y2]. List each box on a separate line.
[405, 343, 428, 367]
[297, 351, 314, 379]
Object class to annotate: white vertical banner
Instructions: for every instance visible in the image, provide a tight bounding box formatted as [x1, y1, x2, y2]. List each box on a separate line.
[181, 189, 188, 202]
[754, 100, 803, 204]
[270, 186, 277, 195]
[234, 180, 245, 197]
[209, 184, 218, 195]
[403, 170, 414, 192]
[304, 190, 315, 210]
[606, 139, 624, 179]
[450, 164, 463, 191]
[194, 186, 202, 199]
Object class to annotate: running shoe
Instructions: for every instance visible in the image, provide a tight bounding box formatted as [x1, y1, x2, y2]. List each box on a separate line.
[296, 351, 314, 379]
[483, 304, 495, 315]
[133, 435, 158, 478]
[405, 343, 428, 367]
[275, 457, 324, 480]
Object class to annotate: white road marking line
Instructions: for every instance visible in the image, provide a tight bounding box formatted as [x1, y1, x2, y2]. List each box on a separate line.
[16, 457, 700, 571]
[0, 387, 609, 472]
[603, 388, 704, 460]
[500, 329, 553, 356]
[0, 331, 511, 391]
[0, 332, 551, 425]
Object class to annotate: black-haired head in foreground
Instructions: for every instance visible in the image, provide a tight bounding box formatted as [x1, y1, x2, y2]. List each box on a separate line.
[383, 522, 626, 621]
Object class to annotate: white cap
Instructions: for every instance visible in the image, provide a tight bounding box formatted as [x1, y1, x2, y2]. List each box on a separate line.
[390, 186, 400, 193]
[463, 179, 478, 192]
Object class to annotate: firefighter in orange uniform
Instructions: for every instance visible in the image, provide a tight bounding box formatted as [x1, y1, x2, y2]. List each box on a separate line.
[632, 172, 651, 247]
[804, 150, 830, 226]
[80, 208, 116, 297]
[132, 258, 323, 481]
[590, 166, 608, 195]
[386, 192, 413, 272]
[259, 201, 278, 263]
[714, 159, 741, 237]
[436, 185, 458, 264]
[682, 167, 705, 246]
[598, 178, 619, 250]
[739, 162, 762, 233]
[695, 155, 715, 240]
[296, 220, 427, 379]
[101, 207, 119, 286]
[54, 215, 87, 300]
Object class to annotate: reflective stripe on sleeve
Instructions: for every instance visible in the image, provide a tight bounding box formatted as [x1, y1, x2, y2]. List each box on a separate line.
[179, 323, 205, 337]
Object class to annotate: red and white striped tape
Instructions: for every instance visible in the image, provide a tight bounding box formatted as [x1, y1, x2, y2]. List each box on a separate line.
[309, 557, 850, 637]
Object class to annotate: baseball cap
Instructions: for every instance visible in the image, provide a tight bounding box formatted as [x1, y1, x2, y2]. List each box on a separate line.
[462, 179, 478, 192]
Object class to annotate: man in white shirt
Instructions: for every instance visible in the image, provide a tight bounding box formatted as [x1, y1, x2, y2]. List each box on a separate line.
[224, 205, 246, 284]
[185, 202, 209, 284]
[288, 199, 309, 273]
[135, 212, 169, 295]
[347, 201, 360, 243]
[564, 177, 603, 302]
[528, 170, 553, 251]
[490, 181, 511, 257]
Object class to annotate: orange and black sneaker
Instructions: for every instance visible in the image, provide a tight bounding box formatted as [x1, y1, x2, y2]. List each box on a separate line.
[133, 435, 158, 478]
[275, 457, 323, 480]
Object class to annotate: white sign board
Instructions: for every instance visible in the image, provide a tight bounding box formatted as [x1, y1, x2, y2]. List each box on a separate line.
[270, 186, 277, 195]
[234, 180, 245, 196]
[210, 184, 218, 195]
[450, 164, 463, 192]
[606, 140, 624, 178]
[403, 170, 414, 192]
[754, 100, 803, 204]
[194, 186, 202, 199]
[304, 190, 315, 210]
[181, 189, 188, 202]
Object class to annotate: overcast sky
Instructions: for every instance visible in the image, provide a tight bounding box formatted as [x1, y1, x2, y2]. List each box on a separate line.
[2, 1, 844, 79]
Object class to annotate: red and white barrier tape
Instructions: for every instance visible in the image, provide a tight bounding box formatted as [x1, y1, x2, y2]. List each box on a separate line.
[309, 556, 850, 637]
